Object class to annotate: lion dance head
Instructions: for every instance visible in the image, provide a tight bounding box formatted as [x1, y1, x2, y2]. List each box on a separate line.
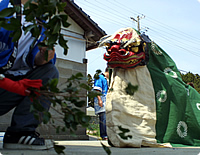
[98, 27, 151, 69]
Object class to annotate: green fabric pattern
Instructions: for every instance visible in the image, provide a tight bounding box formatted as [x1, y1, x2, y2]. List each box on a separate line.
[147, 42, 200, 147]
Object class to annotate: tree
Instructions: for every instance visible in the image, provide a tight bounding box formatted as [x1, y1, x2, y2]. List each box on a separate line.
[87, 74, 94, 107]
[181, 72, 200, 93]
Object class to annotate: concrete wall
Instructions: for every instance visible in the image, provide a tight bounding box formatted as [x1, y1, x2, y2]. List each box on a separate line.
[37, 58, 89, 140]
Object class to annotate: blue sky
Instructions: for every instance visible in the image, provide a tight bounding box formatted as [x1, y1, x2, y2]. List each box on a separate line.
[74, 0, 200, 76]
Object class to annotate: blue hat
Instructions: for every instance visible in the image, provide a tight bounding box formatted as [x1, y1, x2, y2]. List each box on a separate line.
[0, 0, 10, 11]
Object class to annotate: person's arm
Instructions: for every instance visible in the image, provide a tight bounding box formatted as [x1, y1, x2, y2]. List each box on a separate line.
[94, 75, 104, 107]
[34, 47, 55, 66]
[97, 93, 103, 107]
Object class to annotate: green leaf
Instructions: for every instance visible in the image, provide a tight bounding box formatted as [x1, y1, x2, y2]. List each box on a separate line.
[75, 72, 84, 78]
[88, 90, 102, 99]
[54, 145, 65, 155]
[57, 2, 67, 12]
[70, 129, 77, 137]
[56, 126, 60, 133]
[42, 111, 51, 124]
[24, 0, 31, 9]
[64, 114, 73, 123]
[62, 20, 71, 28]
[79, 83, 90, 90]
[10, 29, 22, 42]
[23, 24, 36, 34]
[1, 18, 21, 31]
[101, 142, 111, 155]
[64, 48, 68, 55]
[74, 100, 85, 108]
[26, 13, 35, 21]
[48, 78, 59, 92]
[33, 113, 40, 121]
[81, 116, 91, 123]
[59, 14, 71, 28]
[59, 34, 68, 50]
[14, 6, 21, 14]
[61, 127, 66, 132]
[33, 102, 45, 112]
[71, 122, 78, 131]
[52, 20, 61, 34]
[30, 26, 40, 38]
[0, 8, 15, 18]
[2, 23, 16, 31]
[29, 3, 38, 10]
[48, 34, 58, 45]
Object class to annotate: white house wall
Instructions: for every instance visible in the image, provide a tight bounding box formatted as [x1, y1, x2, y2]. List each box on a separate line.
[55, 17, 86, 63]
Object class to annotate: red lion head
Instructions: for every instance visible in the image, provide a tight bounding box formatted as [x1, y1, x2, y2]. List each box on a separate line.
[99, 28, 149, 69]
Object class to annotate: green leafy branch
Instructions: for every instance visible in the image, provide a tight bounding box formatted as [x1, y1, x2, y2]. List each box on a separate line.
[0, 0, 70, 55]
[28, 72, 102, 154]
[101, 142, 111, 155]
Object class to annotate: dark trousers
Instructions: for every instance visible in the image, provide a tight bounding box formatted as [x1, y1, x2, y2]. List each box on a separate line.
[98, 112, 107, 139]
[0, 63, 59, 132]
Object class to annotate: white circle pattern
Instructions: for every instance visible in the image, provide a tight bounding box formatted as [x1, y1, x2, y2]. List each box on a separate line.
[151, 43, 162, 55]
[164, 67, 178, 78]
[177, 121, 187, 138]
[196, 103, 200, 110]
[156, 90, 167, 103]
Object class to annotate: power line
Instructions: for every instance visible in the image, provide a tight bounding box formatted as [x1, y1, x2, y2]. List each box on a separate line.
[149, 32, 200, 58]
[75, 0, 132, 26]
[143, 17, 200, 44]
[74, 0, 200, 73]
[75, 0, 200, 46]
[147, 28, 200, 53]
[106, 0, 200, 42]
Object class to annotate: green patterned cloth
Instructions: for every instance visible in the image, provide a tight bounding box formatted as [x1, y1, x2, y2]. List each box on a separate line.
[147, 42, 200, 147]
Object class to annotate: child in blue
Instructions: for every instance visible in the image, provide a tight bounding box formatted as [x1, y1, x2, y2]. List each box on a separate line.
[93, 68, 109, 140]
[0, 0, 58, 150]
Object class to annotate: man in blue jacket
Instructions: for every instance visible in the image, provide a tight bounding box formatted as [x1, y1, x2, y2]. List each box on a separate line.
[93, 68, 109, 140]
[0, 0, 59, 150]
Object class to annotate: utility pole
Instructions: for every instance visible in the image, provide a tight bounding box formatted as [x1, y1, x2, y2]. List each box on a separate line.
[130, 15, 145, 32]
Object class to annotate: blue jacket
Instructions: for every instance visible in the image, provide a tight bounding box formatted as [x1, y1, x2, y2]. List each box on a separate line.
[93, 74, 109, 114]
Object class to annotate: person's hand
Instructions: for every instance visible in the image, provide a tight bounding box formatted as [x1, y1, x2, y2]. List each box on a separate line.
[98, 100, 103, 107]
[34, 47, 55, 66]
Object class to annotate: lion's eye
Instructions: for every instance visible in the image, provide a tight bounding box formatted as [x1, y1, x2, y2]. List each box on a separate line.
[119, 49, 127, 55]
[120, 50, 126, 55]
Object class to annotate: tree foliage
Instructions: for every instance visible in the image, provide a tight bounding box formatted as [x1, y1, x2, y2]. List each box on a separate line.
[181, 72, 200, 93]
[87, 74, 94, 107]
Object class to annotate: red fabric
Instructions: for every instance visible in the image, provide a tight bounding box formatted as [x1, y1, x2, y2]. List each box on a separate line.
[0, 78, 42, 96]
